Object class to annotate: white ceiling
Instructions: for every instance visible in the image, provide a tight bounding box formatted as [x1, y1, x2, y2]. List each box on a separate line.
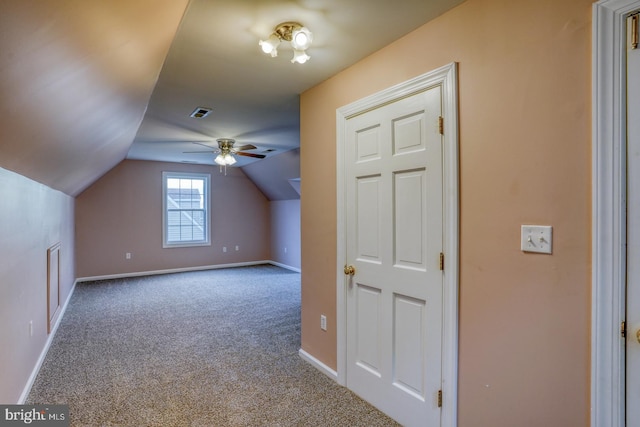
[126, 0, 466, 167]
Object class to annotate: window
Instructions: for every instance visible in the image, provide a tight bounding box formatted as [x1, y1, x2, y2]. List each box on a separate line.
[162, 172, 210, 248]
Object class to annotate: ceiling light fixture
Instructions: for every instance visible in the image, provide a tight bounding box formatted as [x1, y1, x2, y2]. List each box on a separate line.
[259, 22, 313, 64]
[213, 141, 235, 165]
[214, 138, 237, 175]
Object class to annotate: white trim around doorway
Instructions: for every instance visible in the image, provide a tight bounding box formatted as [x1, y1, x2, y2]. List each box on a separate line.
[336, 62, 459, 427]
[592, 1, 640, 426]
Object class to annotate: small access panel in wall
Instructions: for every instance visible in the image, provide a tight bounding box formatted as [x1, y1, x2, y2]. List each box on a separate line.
[47, 242, 61, 334]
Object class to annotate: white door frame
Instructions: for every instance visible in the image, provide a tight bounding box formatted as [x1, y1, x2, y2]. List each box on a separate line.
[592, 1, 640, 426]
[336, 62, 459, 426]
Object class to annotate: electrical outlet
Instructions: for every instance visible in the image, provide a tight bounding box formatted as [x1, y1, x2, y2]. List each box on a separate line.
[235, 245, 239, 251]
[125, 252, 132, 260]
[284, 247, 287, 254]
[320, 315, 327, 331]
[223, 246, 227, 253]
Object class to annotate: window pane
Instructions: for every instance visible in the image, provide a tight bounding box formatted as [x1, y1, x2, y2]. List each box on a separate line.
[168, 211, 180, 224]
[180, 225, 193, 240]
[167, 226, 181, 242]
[163, 173, 209, 247]
[192, 210, 204, 225]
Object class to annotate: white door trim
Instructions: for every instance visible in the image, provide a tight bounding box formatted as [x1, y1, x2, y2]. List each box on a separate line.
[336, 62, 459, 426]
[592, 1, 640, 426]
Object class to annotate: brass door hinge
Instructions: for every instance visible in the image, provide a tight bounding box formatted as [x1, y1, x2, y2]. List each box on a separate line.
[439, 253, 445, 271]
[437, 390, 443, 407]
[622, 321, 627, 338]
[438, 116, 444, 135]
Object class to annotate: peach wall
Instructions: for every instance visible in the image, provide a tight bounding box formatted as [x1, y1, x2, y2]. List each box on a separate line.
[0, 167, 75, 403]
[76, 160, 270, 278]
[300, 0, 592, 425]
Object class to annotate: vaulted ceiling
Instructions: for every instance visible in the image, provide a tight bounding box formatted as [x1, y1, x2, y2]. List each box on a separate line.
[0, 0, 465, 198]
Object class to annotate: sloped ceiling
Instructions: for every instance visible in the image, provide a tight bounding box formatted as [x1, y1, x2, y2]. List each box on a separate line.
[0, 0, 188, 196]
[0, 0, 466, 198]
[242, 148, 300, 200]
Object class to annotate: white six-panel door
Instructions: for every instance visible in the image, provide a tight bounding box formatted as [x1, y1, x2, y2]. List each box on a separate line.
[627, 11, 640, 426]
[344, 85, 444, 427]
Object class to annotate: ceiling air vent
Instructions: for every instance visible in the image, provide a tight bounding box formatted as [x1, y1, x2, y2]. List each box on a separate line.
[190, 107, 212, 119]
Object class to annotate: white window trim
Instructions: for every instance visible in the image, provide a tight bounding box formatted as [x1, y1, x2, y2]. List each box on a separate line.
[162, 171, 211, 248]
[592, 1, 640, 426]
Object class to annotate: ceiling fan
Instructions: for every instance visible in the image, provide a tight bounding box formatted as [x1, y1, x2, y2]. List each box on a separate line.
[184, 138, 266, 173]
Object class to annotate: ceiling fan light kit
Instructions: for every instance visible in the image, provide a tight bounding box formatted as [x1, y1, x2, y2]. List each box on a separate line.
[214, 153, 236, 166]
[182, 138, 268, 174]
[259, 22, 312, 64]
[214, 138, 238, 174]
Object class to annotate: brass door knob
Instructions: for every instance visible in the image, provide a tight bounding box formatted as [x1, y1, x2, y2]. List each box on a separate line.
[637, 329, 640, 344]
[344, 265, 356, 276]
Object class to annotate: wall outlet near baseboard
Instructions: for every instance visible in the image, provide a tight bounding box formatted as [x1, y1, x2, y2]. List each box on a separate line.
[125, 252, 131, 260]
[235, 245, 239, 251]
[320, 315, 327, 331]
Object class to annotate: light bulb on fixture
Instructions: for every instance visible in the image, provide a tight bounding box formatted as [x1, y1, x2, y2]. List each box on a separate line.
[214, 154, 226, 166]
[259, 33, 280, 57]
[259, 22, 312, 64]
[291, 27, 312, 50]
[224, 154, 236, 165]
[291, 49, 310, 64]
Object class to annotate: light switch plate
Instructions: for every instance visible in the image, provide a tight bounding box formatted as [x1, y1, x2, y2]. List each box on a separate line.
[521, 225, 553, 254]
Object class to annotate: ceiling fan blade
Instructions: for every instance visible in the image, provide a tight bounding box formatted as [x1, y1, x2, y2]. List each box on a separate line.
[235, 144, 257, 151]
[191, 141, 216, 149]
[236, 152, 266, 159]
[183, 150, 216, 153]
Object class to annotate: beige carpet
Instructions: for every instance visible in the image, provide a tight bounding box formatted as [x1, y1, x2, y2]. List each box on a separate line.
[27, 265, 399, 426]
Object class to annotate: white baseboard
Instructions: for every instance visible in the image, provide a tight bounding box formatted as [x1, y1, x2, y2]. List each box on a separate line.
[299, 349, 338, 381]
[268, 261, 301, 273]
[76, 260, 289, 282]
[18, 279, 78, 404]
